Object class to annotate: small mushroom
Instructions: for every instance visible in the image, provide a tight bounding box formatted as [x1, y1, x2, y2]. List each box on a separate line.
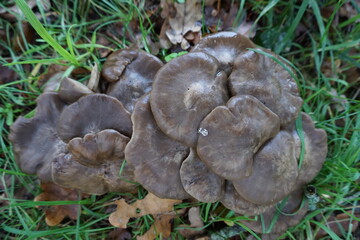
[180, 148, 224, 203]
[229, 49, 303, 127]
[220, 182, 274, 216]
[58, 77, 93, 104]
[57, 94, 132, 142]
[68, 129, 129, 167]
[197, 95, 280, 180]
[52, 152, 136, 195]
[103, 49, 164, 112]
[232, 131, 299, 205]
[240, 189, 308, 234]
[150, 52, 229, 147]
[9, 93, 67, 182]
[192, 32, 256, 74]
[125, 94, 190, 199]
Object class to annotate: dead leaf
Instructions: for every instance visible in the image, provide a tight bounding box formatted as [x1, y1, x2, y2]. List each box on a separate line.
[106, 228, 132, 240]
[34, 182, 81, 226]
[137, 214, 175, 240]
[178, 207, 205, 238]
[109, 192, 182, 229]
[316, 211, 360, 239]
[0, 0, 50, 21]
[160, 0, 202, 49]
[0, 65, 18, 85]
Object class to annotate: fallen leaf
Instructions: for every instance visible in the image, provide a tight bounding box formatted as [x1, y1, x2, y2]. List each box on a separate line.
[106, 228, 132, 240]
[34, 182, 81, 226]
[137, 214, 175, 240]
[0, 65, 18, 85]
[178, 207, 205, 238]
[160, 0, 202, 49]
[109, 192, 182, 229]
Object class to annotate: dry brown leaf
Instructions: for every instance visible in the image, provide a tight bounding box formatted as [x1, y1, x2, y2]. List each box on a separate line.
[137, 214, 175, 240]
[34, 182, 80, 226]
[106, 228, 132, 240]
[178, 207, 205, 238]
[109, 192, 182, 229]
[160, 0, 202, 49]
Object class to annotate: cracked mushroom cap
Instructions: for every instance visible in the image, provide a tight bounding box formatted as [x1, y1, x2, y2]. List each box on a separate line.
[58, 77, 93, 104]
[229, 49, 303, 127]
[125, 94, 190, 199]
[52, 151, 136, 195]
[103, 49, 164, 112]
[150, 52, 229, 147]
[220, 182, 274, 216]
[180, 148, 224, 203]
[57, 94, 132, 142]
[192, 32, 256, 74]
[9, 93, 67, 182]
[232, 130, 299, 205]
[240, 189, 308, 234]
[197, 95, 280, 180]
[293, 113, 328, 187]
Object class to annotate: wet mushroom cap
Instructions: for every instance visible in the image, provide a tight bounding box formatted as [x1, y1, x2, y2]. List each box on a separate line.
[192, 32, 256, 74]
[68, 129, 130, 167]
[180, 148, 224, 203]
[9, 93, 67, 182]
[57, 94, 132, 142]
[101, 49, 138, 82]
[52, 152, 136, 195]
[125, 94, 190, 199]
[197, 95, 280, 180]
[229, 49, 303, 127]
[58, 77, 93, 104]
[240, 189, 308, 234]
[294, 113, 328, 186]
[233, 130, 299, 205]
[220, 182, 274, 216]
[105, 50, 164, 112]
[150, 52, 229, 147]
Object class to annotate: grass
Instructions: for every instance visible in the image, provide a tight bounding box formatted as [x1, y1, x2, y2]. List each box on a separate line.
[0, 0, 359, 239]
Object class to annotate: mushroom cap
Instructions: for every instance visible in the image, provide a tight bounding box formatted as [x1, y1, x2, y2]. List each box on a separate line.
[233, 130, 299, 205]
[101, 49, 138, 82]
[105, 50, 164, 112]
[180, 148, 224, 203]
[294, 113, 328, 186]
[150, 52, 229, 147]
[192, 32, 256, 74]
[220, 182, 274, 216]
[68, 129, 129, 167]
[57, 94, 132, 142]
[240, 189, 308, 234]
[125, 94, 190, 199]
[9, 93, 67, 182]
[197, 95, 280, 180]
[52, 152, 136, 195]
[58, 77, 93, 104]
[229, 49, 303, 127]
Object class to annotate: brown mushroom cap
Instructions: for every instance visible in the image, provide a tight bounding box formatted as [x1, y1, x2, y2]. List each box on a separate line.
[57, 94, 132, 142]
[220, 182, 274, 216]
[58, 77, 93, 104]
[125, 94, 190, 199]
[233, 130, 299, 205]
[229, 49, 303, 127]
[150, 52, 229, 147]
[9, 93, 67, 182]
[104, 50, 164, 112]
[52, 152, 136, 195]
[68, 129, 129, 167]
[180, 148, 224, 203]
[240, 189, 308, 234]
[192, 32, 256, 74]
[197, 95, 280, 180]
[294, 113, 328, 186]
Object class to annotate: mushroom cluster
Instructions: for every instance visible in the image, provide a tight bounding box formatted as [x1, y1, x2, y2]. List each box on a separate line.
[10, 32, 327, 235]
